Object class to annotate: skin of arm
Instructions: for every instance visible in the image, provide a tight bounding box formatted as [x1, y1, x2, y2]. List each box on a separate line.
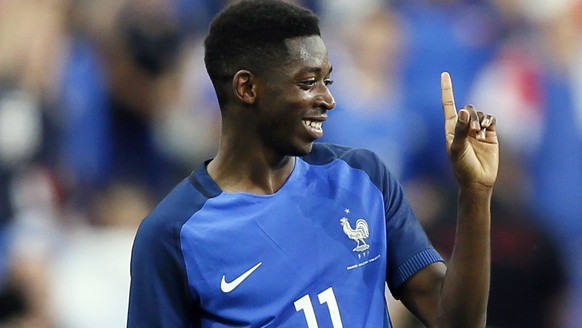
[397, 72, 499, 327]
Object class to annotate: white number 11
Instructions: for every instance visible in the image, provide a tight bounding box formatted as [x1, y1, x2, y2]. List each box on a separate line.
[294, 287, 344, 328]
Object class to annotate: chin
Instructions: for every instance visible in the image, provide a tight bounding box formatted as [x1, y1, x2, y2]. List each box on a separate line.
[296, 142, 315, 156]
[286, 141, 314, 157]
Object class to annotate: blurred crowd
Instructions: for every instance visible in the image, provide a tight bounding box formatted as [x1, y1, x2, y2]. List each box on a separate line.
[0, 0, 580, 327]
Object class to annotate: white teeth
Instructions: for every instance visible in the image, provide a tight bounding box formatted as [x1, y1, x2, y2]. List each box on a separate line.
[303, 120, 322, 131]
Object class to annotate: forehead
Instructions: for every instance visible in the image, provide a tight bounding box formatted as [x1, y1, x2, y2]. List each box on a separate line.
[283, 36, 330, 71]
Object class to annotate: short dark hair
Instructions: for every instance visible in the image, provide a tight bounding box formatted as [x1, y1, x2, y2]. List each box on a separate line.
[204, 0, 320, 103]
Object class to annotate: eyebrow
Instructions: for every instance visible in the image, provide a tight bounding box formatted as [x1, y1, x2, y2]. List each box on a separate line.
[299, 65, 333, 75]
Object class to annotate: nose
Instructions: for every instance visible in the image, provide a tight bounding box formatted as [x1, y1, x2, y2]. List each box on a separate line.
[315, 84, 336, 111]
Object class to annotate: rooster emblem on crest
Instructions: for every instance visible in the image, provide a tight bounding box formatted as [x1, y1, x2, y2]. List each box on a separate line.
[340, 217, 370, 252]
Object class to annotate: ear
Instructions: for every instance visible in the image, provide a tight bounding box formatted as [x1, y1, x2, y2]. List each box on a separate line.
[233, 70, 256, 105]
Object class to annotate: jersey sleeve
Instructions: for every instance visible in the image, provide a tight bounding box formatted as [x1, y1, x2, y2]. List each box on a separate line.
[383, 168, 443, 297]
[127, 181, 202, 327]
[127, 214, 201, 328]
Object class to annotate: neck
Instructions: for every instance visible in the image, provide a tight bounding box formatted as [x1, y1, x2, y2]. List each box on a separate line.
[207, 139, 296, 195]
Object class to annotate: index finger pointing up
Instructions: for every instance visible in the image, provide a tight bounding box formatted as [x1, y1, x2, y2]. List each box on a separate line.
[441, 72, 457, 120]
[441, 72, 460, 146]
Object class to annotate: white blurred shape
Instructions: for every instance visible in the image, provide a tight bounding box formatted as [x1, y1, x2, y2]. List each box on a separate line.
[0, 90, 41, 168]
[48, 227, 135, 328]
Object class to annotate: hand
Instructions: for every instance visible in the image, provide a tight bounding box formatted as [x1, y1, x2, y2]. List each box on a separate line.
[441, 72, 499, 189]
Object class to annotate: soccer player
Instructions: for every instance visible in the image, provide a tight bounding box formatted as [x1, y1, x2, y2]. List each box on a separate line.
[127, 1, 499, 327]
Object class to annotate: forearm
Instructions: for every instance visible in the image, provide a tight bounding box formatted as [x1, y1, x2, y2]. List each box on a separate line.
[438, 185, 492, 327]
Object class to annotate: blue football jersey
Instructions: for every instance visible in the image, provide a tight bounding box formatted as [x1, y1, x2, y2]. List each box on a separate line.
[128, 143, 443, 327]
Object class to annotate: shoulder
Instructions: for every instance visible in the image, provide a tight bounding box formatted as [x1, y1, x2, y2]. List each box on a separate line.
[130, 174, 210, 294]
[134, 175, 210, 250]
[304, 142, 391, 187]
[129, 177, 206, 326]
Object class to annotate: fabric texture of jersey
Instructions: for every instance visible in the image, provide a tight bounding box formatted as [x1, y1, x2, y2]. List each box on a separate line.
[128, 143, 443, 327]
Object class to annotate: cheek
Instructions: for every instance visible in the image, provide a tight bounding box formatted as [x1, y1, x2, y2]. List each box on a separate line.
[265, 94, 307, 125]
[269, 108, 301, 135]
[258, 106, 303, 142]
[257, 88, 311, 137]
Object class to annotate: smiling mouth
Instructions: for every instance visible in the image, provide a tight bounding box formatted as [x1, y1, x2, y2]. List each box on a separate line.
[303, 119, 323, 132]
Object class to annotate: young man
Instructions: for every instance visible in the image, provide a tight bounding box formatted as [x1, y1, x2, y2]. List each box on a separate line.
[127, 1, 499, 327]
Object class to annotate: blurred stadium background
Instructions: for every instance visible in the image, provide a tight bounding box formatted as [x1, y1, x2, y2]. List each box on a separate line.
[0, 0, 580, 327]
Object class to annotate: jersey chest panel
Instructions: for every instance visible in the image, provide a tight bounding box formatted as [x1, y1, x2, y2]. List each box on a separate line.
[182, 160, 390, 327]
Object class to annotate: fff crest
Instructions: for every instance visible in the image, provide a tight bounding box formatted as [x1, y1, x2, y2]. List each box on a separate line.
[340, 209, 370, 252]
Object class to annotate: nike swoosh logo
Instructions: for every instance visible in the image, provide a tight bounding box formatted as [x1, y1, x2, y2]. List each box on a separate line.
[221, 262, 263, 293]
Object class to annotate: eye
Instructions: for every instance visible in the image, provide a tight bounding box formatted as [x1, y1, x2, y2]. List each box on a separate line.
[298, 78, 317, 89]
[298, 78, 333, 90]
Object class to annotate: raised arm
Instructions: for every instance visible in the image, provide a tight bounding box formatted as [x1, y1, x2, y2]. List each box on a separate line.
[398, 72, 499, 327]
